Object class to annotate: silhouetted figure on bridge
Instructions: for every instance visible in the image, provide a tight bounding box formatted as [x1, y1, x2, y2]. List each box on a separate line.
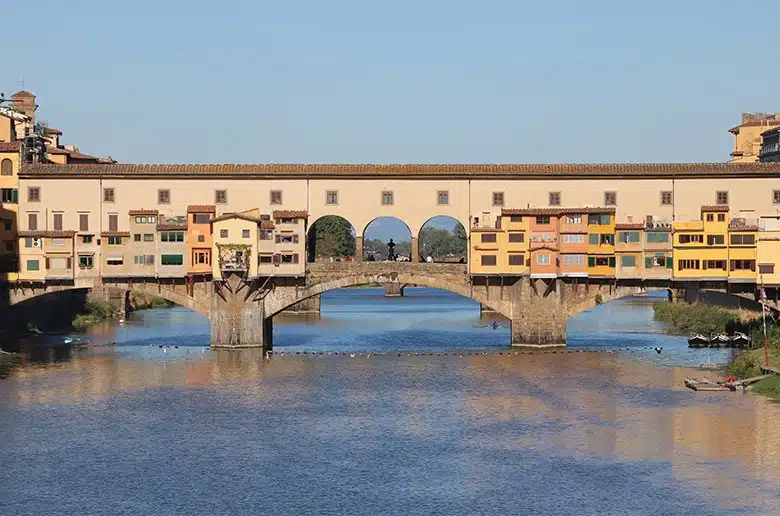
[387, 238, 396, 261]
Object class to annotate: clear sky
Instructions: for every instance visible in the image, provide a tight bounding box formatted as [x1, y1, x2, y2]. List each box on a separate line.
[3, 0, 777, 165]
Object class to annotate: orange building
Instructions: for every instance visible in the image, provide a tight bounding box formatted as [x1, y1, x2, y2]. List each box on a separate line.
[187, 205, 215, 277]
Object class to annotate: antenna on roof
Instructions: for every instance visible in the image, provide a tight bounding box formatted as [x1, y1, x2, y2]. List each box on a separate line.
[18, 77, 24, 90]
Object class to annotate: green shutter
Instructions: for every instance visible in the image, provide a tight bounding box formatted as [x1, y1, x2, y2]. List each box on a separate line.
[666, 257, 673, 269]
[645, 256, 653, 268]
[609, 256, 616, 268]
[588, 256, 595, 267]
[589, 234, 598, 245]
[11, 189, 18, 204]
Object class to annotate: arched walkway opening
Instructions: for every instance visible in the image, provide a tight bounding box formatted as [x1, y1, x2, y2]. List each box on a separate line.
[418, 216, 468, 264]
[363, 217, 413, 262]
[307, 216, 357, 263]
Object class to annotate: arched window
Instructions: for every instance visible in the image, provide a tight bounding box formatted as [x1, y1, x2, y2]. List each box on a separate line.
[0, 159, 12, 176]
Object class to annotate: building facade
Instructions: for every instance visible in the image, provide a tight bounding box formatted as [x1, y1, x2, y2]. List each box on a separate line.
[729, 113, 780, 163]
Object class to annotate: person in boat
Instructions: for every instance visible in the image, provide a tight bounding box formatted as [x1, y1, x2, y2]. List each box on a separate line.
[492, 321, 498, 330]
[727, 375, 736, 383]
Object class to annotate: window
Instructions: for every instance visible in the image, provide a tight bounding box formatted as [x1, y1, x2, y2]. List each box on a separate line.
[158, 189, 170, 204]
[270, 190, 282, 205]
[5, 241, 12, 252]
[107, 236, 123, 245]
[536, 216, 551, 225]
[706, 214, 714, 222]
[215, 190, 227, 204]
[260, 230, 273, 240]
[134, 234, 141, 242]
[565, 215, 582, 224]
[563, 254, 585, 266]
[678, 234, 703, 244]
[588, 233, 599, 245]
[28, 213, 37, 231]
[548, 192, 561, 206]
[508, 232, 525, 243]
[774, 190, 780, 205]
[79, 214, 89, 232]
[220, 229, 228, 238]
[508, 254, 524, 266]
[78, 255, 93, 268]
[1, 188, 18, 203]
[381, 191, 394, 205]
[509, 215, 523, 223]
[144, 234, 154, 242]
[621, 255, 636, 267]
[107, 257, 124, 266]
[717, 214, 726, 222]
[109, 214, 118, 232]
[2, 218, 10, 231]
[588, 214, 611, 225]
[594, 257, 611, 267]
[604, 191, 617, 206]
[53, 213, 63, 231]
[563, 234, 585, 244]
[707, 235, 724, 246]
[481, 255, 497, 266]
[279, 254, 299, 264]
[50, 238, 66, 246]
[134, 215, 157, 224]
[161, 254, 184, 266]
[492, 192, 504, 207]
[678, 259, 700, 270]
[242, 229, 250, 238]
[618, 231, 640, 243]
[82, 235, 93, 244]
[259, 255, 273, 264]
[103, 188, 115, 202]
[160, 231, 185, 242]
[646, 231, 669, 243]
[193, 213, 210, 224]
[193, 251, 210, 265]
[28, 187, 40, 202]
[0, 159, 12, 176]
[759, 264, 775, 274]
[275, 234, 300, 244]
[326, 190, 339, 205]
[198, 235, 205, 243]
[660, 191, 672, 205]
[437, 191, 449, 205]
[730, 234, 756, 245]
[24, 237, 34, 248]
[480, 233, 497, 243]
[703, 260, 726, 270]
[26, 259, 40, 271]
[730, 260, 755, 271]
[716, 191, 729, 205]
[536, 253, 551, 265]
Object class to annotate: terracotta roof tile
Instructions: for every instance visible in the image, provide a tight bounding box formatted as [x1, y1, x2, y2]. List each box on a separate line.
[18, 230, 76, 238]
[101, 231, 130, 237]
[273, 210, 308, 218]
[762, 127, 780, 136]
[615, 223, 646, 230]
[502, 206, 615, 216]
[0, 141, 21, 152]
[157, 223, 188, 231]
[46, 146, 70, 155]
[129, 209, 159, 216]
[211, 212, 262, 224]
[43, 127, 63, 135]
[260, 220, 275, 229]
[10, 90, 34, 98]
[18, 162, 780, 180]
[701, 205, 730, 212]
[187, 204, 217, 213]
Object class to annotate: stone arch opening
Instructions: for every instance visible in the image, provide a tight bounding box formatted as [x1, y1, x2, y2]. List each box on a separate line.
[363, 217, 413, 262]
[306, 215, 357, 263]
[418, 216, 468, 264]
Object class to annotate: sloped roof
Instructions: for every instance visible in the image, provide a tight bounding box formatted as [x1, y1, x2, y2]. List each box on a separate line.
[273, 210, 307, 218]
[211, 212, 262, 224]
[187, 204, 216, 213]
[0, 141, 21, 152]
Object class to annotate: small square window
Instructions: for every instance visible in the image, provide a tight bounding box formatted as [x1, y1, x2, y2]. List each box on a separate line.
[242, 229, 250, 238]
[604, 191, 617, 206]
[198, 235, 205, 243]
[28, 187, 40, 202]
[437, 191, 449, 205]
[220, 229, 228, 238]
[28, 213, 38, 231]
[215, 190, 227, 204]
[134, 234, 141, 242]
[158, 189, 171, 204]
[660, 191, 672, 205]
[144, 234, 154, 242]
[326, 190, 338, 205]
[103, 188, 115, 203]
[548, 192, 561, 206]
[492, 192, 504, 207]
[716, 191, 728, 205]
[381, 191, 394, 205]
[53, 213, 63, 231]
[717, 213, 726, 222]
[270, 190, 282, 205]
[773, 190, 780, 205]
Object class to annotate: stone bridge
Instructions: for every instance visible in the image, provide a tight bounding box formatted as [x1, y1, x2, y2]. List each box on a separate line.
[5, 263, 770, 351]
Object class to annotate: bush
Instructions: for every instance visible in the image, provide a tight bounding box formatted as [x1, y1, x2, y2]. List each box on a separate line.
[726, 350, 764, 378]
[653, 302, 742, 335]
[72, 299, 120, 329]
[752, 376, 780, 401]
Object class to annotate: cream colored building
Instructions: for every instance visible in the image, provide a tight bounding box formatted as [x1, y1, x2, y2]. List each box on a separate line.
[729, 113, 780, 163]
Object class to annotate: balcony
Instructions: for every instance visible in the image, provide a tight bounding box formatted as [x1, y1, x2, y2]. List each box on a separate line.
[216, 244, 251, 271]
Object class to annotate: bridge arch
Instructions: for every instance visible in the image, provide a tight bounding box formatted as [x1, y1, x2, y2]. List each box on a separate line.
[362, 216, 414, 261]
[417, 215, 468, 264]
[306, 215, 358, 262]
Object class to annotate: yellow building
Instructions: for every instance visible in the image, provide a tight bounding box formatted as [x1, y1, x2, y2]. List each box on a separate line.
[758, 216, 780, 286]
[728, 217, 758, 283]
[16, 230, 75, 281]
[586, 208, 616, 277]
[468, 211, 530, 276]
[0, 141, 21, 280]
[614, 223, 643, 279]
[211, 211, 261, 279]
[673, 205, 729, 279]
[729, 112, 780, 163]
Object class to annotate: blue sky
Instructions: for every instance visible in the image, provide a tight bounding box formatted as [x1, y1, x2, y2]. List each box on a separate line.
[3, 0, 777, 164]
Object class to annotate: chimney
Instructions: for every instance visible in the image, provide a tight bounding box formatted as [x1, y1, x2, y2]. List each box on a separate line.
[10, 91, 37, 121]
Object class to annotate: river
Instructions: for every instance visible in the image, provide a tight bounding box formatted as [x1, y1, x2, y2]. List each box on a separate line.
[1, 288, 779, 515]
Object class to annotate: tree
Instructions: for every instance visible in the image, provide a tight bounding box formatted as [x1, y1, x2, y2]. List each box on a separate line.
[419, 224, 467, 261]
[309, 216, 356, 259]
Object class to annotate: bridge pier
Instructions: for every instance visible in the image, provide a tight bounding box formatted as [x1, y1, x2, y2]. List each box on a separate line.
[383, 283, 404, 297]
[210, 274, 272, 350]
[354, 236, 363, 262]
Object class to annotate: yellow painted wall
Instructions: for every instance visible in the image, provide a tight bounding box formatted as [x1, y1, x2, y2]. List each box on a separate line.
[212, 217, 258, 279]
[758, 234, 780, 285]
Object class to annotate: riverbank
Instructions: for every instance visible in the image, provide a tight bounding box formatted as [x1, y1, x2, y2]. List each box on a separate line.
[72, 293, 174, 329]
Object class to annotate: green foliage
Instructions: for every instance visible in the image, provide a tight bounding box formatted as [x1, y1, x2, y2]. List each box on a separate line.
[311, 216, 356, 258]
[752, 376, 780, 401]
[418, 225, 466, 261]
[653, 302, 742, 336]
[726, 350, 765, 378]
[73, 299, 120, 329]
[595, 294, 603, 305]
[364, 238, 411, 260]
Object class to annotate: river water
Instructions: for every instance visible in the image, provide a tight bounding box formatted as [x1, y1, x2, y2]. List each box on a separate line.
[2, 289, 779, 515]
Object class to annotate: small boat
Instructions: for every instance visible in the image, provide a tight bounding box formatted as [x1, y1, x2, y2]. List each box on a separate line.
[729, 332, 750, 348]
[710, 333, 730, 347]
[700, 357, 719, 370]
[688, 334, 709, 347]
[685, 377, 735, 392]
